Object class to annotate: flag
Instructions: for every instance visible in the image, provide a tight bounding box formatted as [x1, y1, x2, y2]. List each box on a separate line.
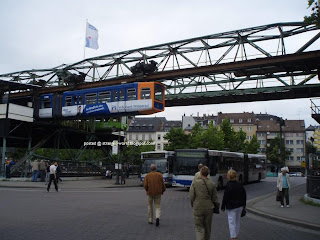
[85, 22, 99, 50]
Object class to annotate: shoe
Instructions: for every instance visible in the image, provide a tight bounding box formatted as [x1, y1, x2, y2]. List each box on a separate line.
[47, 189, 49, 192]
[281, 205, 284, 208]
[156, 218, 159, 226]
[148, 221, 153, 224]
[287, 205, 289, 208]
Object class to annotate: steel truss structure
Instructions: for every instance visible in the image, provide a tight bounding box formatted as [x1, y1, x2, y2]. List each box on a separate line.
[1, 22, 320, 106]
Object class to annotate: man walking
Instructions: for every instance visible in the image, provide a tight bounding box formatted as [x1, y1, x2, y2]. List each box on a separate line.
[39, 160, 46, 182]
[47, 162, 58, 192]
[32, 160, 39, 182]
[143, 164, 166, 226]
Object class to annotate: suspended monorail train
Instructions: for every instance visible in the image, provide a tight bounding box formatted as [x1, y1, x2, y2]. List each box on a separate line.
[33, 82, 165, 119]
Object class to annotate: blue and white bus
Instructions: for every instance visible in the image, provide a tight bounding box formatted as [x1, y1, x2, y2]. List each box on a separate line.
[140, 151, 174, 186]
[172, 149, 266, 189]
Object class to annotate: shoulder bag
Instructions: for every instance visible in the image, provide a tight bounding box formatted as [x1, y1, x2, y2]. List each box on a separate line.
[203, 179, 220, 214]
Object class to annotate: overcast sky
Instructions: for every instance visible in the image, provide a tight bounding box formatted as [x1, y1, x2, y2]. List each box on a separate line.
[0, 0, 319, 126]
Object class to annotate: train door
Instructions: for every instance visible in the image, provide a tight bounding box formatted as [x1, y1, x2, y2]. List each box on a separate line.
[110, 90, 119, 114]
[118, 89, 125, 113]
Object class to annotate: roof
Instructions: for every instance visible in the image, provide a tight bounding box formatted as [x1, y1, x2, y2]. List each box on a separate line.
[217, 112, 256, 125]
[127, 117, 166, 132]
[257, 119, 305, 132]
[0, 79, 41, 91]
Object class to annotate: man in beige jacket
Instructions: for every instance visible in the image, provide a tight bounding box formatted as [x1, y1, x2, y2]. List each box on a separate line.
[190, 166, 219, 240]
[143, 164, 166, 226]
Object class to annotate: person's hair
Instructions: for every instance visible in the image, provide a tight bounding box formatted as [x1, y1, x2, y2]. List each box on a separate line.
[227, 169, 237, 181]
[150, 164, 157, 171]
[198, 163, 204, 170]
[200, 166, 210, 177]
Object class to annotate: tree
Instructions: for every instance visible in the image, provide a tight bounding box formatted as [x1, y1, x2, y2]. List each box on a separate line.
[304, 0, 320, 27]
[164, 127, 189, 150]
[266, 135, 291, 167]
[202, 121, 224, 150]
[244, 135, 260, 154]
[122, 142, 155, 165]
[189, 123, 205, 148]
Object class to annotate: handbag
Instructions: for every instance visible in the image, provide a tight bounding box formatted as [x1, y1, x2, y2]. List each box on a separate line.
[276, 190, 281, 202]
[203, 179, 220, 214]
[241, 208, 246, 217]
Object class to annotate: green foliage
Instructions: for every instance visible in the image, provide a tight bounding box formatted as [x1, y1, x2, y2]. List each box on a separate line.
[244, 135, 260, 154]
[189, 123, 205, 148]
[304, 0, 320, 27]
[202, 121, 224, 150]
[164, 127, 190, 150]
[266, 135, 291, 166]
[122, 142, 155, 165]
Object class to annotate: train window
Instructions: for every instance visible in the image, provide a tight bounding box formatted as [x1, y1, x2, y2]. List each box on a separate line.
[127, 89, 136, 100]
[98, 92, 111, 103]
[119, 90, 125, 101]
[155, 84, 163, 101]
[41, 98, 51, 108]
[141, 88, 151, 99]
[65, 96, 72, 106]
[78, 95, 83, 105]
[85, 93, 97, 105]
[112, 90, 118, 102]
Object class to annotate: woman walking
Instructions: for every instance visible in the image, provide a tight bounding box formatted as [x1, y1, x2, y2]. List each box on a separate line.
[221, 169, 246, 240]
[190, 166, 219, 240]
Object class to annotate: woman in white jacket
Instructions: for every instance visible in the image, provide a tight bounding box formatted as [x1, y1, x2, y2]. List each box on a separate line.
[277, 167, 291, 208]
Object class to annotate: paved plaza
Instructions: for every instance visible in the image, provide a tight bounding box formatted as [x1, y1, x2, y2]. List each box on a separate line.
[0, 177, 319, 240]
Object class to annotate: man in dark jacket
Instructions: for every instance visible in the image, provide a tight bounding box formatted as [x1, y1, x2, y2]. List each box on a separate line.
[143, 164, 166, 226]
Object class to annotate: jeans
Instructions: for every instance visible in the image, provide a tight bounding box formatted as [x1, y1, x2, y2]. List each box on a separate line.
[32, 170, 39, 182]
[148, 195, 161, 222]
[47, 174, 58, 191]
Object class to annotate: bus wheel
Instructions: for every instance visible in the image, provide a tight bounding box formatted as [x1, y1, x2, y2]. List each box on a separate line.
[218, 178, 223, 190]
[239, 175, 243, 184]
[258, 173, 262, 182]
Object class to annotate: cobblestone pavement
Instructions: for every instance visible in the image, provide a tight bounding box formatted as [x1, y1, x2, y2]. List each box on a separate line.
[0, 178, 319, 240]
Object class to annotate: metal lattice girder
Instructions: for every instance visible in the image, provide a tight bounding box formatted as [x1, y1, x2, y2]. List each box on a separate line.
[1, 22, 320, 105]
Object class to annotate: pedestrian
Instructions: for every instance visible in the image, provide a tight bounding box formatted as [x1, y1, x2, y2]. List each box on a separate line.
[121, 171, 126, 184]
[56, 162, 62, 183]
[45, 162, 50, 185]
[221, 169, 247, 240]
[193, 163, 210, 181]
[5, 157, 15, 179]
[277, 167, 291, 208]
[190, 166, 219, 240]
[39, 160, 46, 182]
[32, 160, 39, 182]
[47, 162, 58, 192]
[143, 164, 166, 226]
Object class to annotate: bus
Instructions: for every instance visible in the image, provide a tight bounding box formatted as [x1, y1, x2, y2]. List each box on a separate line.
[140, 151, 174, 186]
[172, 149, 267, 189]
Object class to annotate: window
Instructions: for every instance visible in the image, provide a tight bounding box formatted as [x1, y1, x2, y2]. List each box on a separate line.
[127, 89, 136, 100]
[98, 92, 111, 103]
[238, 127, 242, 131]
[258, 148, 266, 153]
[286, 156, 294, 161]
[41, 98, 51, 108]
[142, 134, 145, 141]
[112, 90, 118, 102]
[141, 88, 151, 99]
[149, 134, 152, 141]
[257, 132, 264, 137]
[297, 156, 305, 161]
[258, 140, 266, 145]
[247, 136, 252, 141]
[286, 140, 294, 145]
[296, 140, 304, 145]
[65, 96, 72, 106]
[285, 133, 293, 137]
[155, 84, 163, 101]
[248, 118, 252, 123]
[157, 144, 161, 150]
[247, 126, 252, 132]
[288, 148, 294, 153]
[85, 93, 97, 105]
[230, 119, 234, 123]
[158, 134, 161, 140]
[239, 119, 243, 123]
[135, 135, 139, 140]
[119, 90, 125, 101]
[296, 133, 304, 137]
[77, 95, 83, 105]
[128, 134, 132, 140]
[296, 148, 304, 153]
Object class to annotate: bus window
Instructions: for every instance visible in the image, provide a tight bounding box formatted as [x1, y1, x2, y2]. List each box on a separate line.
[41, 98, 51, 108]
[85, 93, 97, 105]
[155, 84, 163, 101]
[112, 90, 118, 102]
[98, 92, 111, 103]
[127, 89, 136, 100]
[141, 88, 151, 99]
[119, 90, 125, 101]
[65, 96, 72, 106]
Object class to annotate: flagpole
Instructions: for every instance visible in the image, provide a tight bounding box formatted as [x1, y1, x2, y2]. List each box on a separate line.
[84, 19, 88, 59]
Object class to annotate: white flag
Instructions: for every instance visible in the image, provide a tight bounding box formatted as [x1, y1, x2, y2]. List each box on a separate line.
[85, 22, 99, 50]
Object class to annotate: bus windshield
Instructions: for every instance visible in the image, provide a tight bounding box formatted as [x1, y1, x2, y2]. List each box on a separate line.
[174, 151, 207, 175]
[141, 159, 168, 174]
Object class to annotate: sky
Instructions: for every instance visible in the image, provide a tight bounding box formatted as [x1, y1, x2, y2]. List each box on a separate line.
[0, 0, 319, 127]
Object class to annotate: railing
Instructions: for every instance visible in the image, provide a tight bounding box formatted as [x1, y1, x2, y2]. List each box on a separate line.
[311, 99, 320, 115]
[307, 175, 320, 199]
